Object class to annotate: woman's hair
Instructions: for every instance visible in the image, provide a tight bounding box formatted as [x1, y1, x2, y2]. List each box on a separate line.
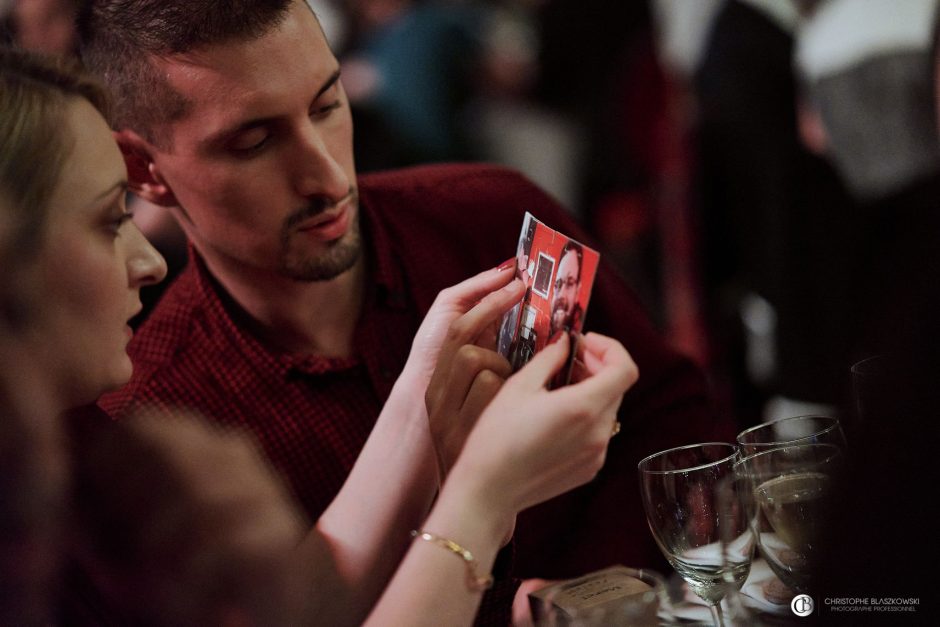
[73, 412, 308, 625]
[0, 47, 109, 329]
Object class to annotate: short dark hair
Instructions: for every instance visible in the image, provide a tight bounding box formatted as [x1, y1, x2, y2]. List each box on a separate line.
[560, 240, 583, 282]
[78, 0, 294, 147]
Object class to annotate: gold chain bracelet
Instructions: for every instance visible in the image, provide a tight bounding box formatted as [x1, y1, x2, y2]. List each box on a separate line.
[411, 529, 494, 591]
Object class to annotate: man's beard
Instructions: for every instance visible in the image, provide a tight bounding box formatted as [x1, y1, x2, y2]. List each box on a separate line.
[550, 300, 571, 336]
[278, 190, 362, 282]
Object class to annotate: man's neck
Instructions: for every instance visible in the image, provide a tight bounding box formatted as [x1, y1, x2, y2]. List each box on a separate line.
[198, 248, 367, 359]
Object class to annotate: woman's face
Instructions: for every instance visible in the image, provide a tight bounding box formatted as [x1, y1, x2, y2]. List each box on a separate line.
[36, 98, 166, 407]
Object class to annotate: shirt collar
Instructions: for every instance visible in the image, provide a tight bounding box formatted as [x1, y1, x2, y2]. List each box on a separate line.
[359, 189, 408, 310]
[187, 245, 296, 377]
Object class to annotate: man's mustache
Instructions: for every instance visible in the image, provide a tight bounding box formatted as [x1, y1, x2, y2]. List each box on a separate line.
[285, 188, 356, 230]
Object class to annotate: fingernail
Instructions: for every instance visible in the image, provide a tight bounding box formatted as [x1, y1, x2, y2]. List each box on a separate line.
[497, 257, 516, 272]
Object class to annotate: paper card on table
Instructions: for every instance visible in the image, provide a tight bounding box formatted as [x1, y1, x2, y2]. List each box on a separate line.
[496, 212, 600, 387]
[528, 565, 659, 625]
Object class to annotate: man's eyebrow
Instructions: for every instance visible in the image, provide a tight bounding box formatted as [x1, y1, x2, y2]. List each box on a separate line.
[316, 68, 342, 100]
[199, 68, 343, 151]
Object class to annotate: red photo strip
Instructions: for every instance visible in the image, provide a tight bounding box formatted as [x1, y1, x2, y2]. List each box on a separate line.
[497, 212, 600, 386]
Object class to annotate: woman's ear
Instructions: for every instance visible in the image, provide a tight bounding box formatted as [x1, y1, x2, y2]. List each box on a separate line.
[113, 130, 179, 207]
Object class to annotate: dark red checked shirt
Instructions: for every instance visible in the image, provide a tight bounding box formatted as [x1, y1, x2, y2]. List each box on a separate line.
[99, 163, 732, 620]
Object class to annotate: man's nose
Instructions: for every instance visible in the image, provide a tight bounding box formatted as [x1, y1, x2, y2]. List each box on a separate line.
[292, 127, 349, 202]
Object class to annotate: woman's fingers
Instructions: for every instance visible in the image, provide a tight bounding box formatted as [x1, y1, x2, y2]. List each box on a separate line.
[510, 333, 572, 391]
[432, 279, 523, 382]
[462, 367, 507, 427]
[442, 347, 512, 410]
[579, 333, 638, 387]
[552, 334, 637, 415]
[428, 347, 512, 477]
[435, 261, 517, 311]
[580, 333, 637, 378]
[445, 278, 524, 346]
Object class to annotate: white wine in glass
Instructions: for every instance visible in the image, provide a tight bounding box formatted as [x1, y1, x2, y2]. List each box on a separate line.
[735, 444, 842, 592]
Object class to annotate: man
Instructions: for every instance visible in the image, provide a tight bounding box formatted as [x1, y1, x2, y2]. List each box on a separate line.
[549, 241, 583, 338]
[81, 0, 729, 621]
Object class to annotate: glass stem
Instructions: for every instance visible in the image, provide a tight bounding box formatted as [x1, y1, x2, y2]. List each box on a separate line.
[708, 601, 725, 627]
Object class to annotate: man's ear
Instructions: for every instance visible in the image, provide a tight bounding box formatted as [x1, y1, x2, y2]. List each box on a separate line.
[113, 129, 179, 207]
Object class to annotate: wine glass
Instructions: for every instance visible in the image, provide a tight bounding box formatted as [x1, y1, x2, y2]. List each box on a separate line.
[736, 415, 847, 457]
[715, 475, 759, 625]
[638, 443, 753, 626]
[733, 443, 843, 593]
[850, 354, 892, 427]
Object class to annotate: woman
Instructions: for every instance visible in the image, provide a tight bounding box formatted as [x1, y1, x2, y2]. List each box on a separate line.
[0, 43, 167, 625]
[0, 47, 637, 626]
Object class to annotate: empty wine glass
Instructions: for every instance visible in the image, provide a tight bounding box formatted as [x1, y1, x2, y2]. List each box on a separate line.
[736, 415, 847, 457]
[734, 443, 843, 593]
[638, 443, 753, 626]
[850, 354, 894, 427]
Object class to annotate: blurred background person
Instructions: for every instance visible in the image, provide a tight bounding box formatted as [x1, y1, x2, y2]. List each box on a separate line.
[795, 0, 940, 432]
[691, 0, 860, 429]
[797, 1, 940, 616]
[338, 0, 489, 169]
[1, 0, 79, 55]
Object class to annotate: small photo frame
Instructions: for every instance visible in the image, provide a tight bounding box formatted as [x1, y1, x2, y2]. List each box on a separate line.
[532, 252, 555, 299]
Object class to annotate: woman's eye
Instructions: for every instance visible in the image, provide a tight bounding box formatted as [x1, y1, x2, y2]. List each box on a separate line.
[106, 212, 134, 236]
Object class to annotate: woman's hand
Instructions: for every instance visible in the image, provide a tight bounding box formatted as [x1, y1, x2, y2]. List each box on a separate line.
[424, 276, 524, 480]
[368, 333, 637, 627]
[402, 261, 520, 387]
[448, 332, 639, 519]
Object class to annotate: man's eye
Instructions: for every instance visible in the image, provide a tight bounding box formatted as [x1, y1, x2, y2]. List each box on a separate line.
[311, 101, 341, 118]
[228, 128, 269, 153]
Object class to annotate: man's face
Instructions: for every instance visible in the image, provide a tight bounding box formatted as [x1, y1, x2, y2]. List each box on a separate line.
[145, 0, 359, 282]
[551, 249, 580, 333]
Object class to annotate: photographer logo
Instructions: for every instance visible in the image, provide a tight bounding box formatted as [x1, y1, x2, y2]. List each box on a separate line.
[792, 594, 814, 617]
